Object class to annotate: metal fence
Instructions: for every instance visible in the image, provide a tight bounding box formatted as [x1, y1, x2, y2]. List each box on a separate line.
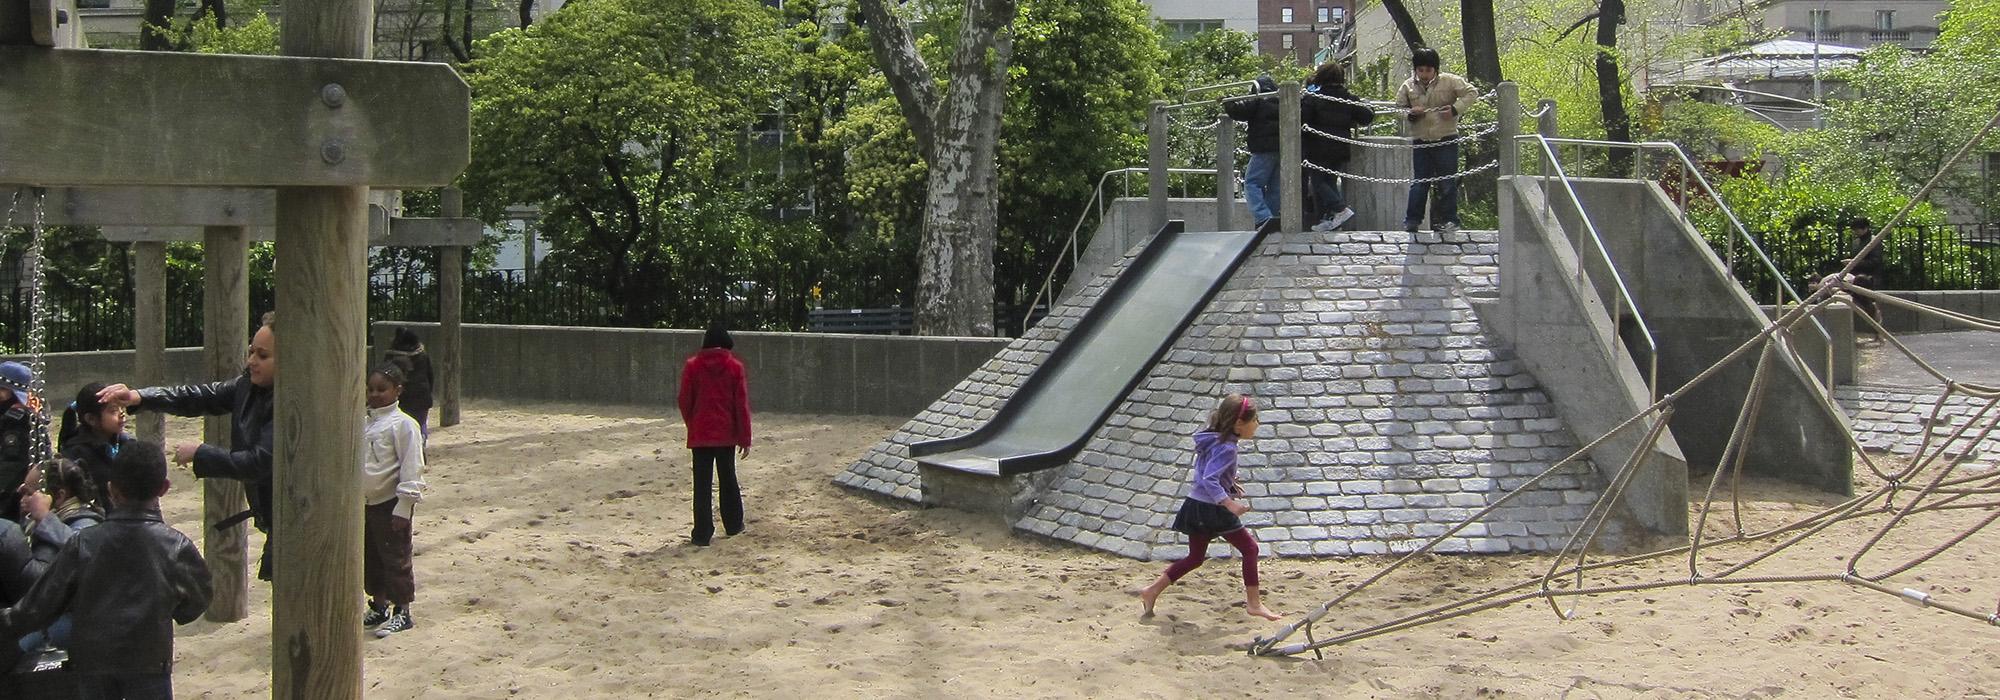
[1714, 222, 2000, 302]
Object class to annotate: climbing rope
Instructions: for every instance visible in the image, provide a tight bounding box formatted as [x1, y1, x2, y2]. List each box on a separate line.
[1248, 103, 2000, 658]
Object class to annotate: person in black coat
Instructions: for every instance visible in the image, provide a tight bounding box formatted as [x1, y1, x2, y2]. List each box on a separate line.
[1301, 62, 1377, 231]
[1224, 75, 1283, 226]
[58, 382, 137, 508]
[384, 328, 435, 435]
[97, 312, 277, 580]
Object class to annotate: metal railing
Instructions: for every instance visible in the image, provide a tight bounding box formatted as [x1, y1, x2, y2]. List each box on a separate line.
[1515, 135, 1662, 401]
[1022, 167, 1221, 334]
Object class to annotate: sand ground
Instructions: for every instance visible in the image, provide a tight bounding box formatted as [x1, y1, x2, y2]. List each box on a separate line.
[159, 401, 2000, 698]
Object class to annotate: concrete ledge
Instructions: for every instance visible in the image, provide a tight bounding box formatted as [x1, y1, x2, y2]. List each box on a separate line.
[371, 322, 1009, 417]
[917, 463, 1058, 524]
[1762, 301, 1856, 388]
[1881, 291, 1999, 333]
[0, 347, 213, 408]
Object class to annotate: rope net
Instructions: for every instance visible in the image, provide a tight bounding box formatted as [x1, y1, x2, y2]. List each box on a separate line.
[1247, 104, 2000, 658]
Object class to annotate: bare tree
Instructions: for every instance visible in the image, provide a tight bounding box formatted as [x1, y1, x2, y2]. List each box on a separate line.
[1460, 0, 1501, 87]
[857, 0, 1019, 337]
[1380, 0, 1427, 52]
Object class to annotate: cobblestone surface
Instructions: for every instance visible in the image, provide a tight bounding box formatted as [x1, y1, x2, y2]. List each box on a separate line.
[839, 230, 1612, 560]
[1834, 384, 1999, 471]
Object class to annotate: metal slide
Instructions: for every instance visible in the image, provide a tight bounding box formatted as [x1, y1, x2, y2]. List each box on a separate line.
[910, 220, 1273, 477]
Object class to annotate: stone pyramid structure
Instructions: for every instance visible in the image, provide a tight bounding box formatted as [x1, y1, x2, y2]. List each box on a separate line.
[838, 228, 1623, 560]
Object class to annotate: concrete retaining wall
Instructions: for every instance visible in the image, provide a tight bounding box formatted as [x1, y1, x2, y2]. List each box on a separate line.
[0, 348, 214, 410]
[1879, 291, 2000, 333]
[370, 323, 1008, 417]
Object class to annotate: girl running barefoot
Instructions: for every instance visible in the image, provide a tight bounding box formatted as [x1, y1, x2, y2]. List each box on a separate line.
[1140, 394, 1283, 621]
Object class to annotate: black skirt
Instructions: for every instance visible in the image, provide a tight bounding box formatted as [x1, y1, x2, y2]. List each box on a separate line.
[1170, 498, 1243, 536]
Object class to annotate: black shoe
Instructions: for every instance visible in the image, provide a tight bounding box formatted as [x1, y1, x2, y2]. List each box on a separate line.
[724, 526, 745, 537]
[691, 535, 712, 547]
[363, 603, 390, 628]
[374, 608, 414, 638]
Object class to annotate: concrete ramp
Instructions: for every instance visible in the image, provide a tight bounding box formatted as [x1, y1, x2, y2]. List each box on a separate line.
[910, 220, 1271, 477]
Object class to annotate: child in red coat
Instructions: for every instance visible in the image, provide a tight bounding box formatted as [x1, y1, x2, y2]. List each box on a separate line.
[677, 325, 752, 546]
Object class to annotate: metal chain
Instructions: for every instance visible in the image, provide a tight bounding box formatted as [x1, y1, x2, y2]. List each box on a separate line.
[1304, 90, 1405, 114]
[1303, 122, 1500, 149]
[1304, 157, 1500, 184]
[9, 191, 54, 465]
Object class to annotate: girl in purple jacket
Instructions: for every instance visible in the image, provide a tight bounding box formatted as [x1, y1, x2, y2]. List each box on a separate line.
[1139, 394, 1283, 621]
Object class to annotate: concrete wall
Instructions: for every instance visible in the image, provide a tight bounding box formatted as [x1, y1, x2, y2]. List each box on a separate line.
[0, 348, 214, 412]
[1879, 290, 2000, 333]
[1763, 301, 1857, 388]
[1558, 177, 1852, 494]
[1493, 177, 1689, 535]
[370, 323, 1007, 417]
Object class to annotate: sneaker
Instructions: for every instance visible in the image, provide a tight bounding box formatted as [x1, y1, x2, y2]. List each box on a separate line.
[362, 603, 390, 628]
[1311, 218, 1336, 232]
[1434, 222, 1461, 234]
[1328, 208, 1355, 230]
[1403, 220, 1421, 233]
[374, 608, 414, 638]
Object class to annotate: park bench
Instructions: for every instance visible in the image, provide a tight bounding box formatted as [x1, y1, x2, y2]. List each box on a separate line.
[808, 307, 915, 334]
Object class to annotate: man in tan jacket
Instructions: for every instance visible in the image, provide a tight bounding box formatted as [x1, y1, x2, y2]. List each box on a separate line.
[1395, 47, 1479, 233]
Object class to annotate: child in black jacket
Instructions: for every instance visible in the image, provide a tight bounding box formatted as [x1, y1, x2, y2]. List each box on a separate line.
[0, 441, 211, 698]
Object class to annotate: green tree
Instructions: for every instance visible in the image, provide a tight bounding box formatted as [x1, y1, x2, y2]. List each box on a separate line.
[461, 0, 791, 326]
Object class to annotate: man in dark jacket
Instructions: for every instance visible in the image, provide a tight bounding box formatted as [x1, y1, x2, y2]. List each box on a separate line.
[1301, 62, 1377, 231]
[0, 441, 211, 698]
[1223, 75, 1282, 226]
[99, 312, 277, 580]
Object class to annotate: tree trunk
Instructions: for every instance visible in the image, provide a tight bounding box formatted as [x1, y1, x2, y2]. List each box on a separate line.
[518, 0, 532, 28]
[1380, 0, 1427, 51]
[1460, 0, 1501, 87]
[1594, 0, 1632, 171]
[859, 0, 1019, 337]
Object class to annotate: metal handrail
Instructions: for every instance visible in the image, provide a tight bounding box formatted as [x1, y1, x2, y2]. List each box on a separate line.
[1529, 137, 1835, 362]
[1024, 167, 1220, 334]
[1515, 135, 1662, 401]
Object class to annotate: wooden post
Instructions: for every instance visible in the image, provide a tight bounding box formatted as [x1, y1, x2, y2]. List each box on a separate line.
[273, 1, 370, 695]
[130, 241, 167, 444]
[1497, 82, 1520, 177]
[1147, 101, 1169, 232]
[438, 187, 463, 428]
[1214, 118, 1236, 231]
[202, 225, 250, 623]
[1279, 80, 1303, 234]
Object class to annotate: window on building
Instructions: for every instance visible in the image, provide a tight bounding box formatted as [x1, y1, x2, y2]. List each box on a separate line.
[1317, 6, 1329, 22]
[1282, 33, 1294, 49]
[1331, 7, 1344, 24]
[1808, 9, 1830, 38]
[1281, 7, 1294, 23]
[1164, 20, 1224, 42]
[1876, 10, 1895, 30]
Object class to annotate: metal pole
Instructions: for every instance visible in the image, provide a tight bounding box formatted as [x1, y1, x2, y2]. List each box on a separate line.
[1214, 118, 1236, 230]
[1279, 80, 1303, 234]
[1148, 101, 1170, 232]
[1497, 82, 1520, 177]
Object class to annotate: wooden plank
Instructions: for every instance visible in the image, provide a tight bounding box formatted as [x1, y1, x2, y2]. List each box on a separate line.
[201, 226, 251, 624]
[8, 186, 274, 227]
[131, 241, 166, 444]
[0, 46, 468, 187]
[438, 187, 462, 427]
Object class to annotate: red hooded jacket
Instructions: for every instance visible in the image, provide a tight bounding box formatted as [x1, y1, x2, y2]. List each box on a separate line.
[678, 348, 752, 449]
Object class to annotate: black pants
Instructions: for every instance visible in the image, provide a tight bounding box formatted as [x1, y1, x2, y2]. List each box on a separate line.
[690, 447, 743, 542]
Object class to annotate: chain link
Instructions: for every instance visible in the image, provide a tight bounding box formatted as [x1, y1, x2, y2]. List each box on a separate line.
[1304, 90, 1406, 114]
[4, 190, 55, 466]
[1304, 157, 1500, 184]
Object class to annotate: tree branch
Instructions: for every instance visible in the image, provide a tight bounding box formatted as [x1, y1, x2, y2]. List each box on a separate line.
[1559, 11, 1601, 42]
[856, 0, 940, 161]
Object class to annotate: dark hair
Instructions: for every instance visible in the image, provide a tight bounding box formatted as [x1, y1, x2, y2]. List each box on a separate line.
[1849, 216, 1873, 233]
[1310, 62, 1346, 89]
[1254, 74, 1277, 93]
[1202, 393, 1258, 434]
[59, 381, 115, 447]
[370, 363, 407, 386]
[109, 439, 169, 501]
[43, 458, 97, 507]
[392, 327, 422, 351]
[1412, 47, 1441, 69]
[703, 324, 734, 350]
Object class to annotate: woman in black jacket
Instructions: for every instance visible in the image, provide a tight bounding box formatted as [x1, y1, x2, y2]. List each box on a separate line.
[1300, 62, 1378, 231]
[97, 312, 277, 580]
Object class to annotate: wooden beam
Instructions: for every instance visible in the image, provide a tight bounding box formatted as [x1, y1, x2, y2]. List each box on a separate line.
[202, 225, 251, 624]
[438, 187, 463, 428]
[0, 46, 468, 188]
[9, 186, 275, 227]
[131, 241, 166, 445]
[95, 214, 481, 246]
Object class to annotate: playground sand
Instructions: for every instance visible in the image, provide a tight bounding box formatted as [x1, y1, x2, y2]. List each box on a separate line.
[158, 402, 2000, 698]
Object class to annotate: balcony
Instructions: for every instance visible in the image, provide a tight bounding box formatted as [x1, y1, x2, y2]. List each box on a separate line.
[1868, 30, 1911, 42]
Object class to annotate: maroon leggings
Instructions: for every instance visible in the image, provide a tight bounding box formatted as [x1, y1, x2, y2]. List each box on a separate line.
[1164, 528, 1260, 587]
